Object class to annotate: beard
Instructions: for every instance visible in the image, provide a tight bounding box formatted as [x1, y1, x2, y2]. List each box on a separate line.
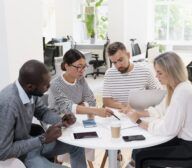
[29, 89, 44, 97]
[118, 66, 129, 73]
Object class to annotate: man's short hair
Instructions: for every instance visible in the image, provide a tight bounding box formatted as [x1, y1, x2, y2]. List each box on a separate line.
[19, 60, 49, 85]
[107, 42, 126, 56]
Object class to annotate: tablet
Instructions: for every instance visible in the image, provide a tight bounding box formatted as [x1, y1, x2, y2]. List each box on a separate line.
[73, 131, 98, 139]
[128, 89, 166, 110]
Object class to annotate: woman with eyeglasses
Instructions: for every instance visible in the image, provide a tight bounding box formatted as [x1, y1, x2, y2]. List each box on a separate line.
[48, 49, 112, 118]
[48, 49, 112, 166]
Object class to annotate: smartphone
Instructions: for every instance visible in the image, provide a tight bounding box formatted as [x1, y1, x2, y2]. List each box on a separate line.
[122, 135, 145, 142]
[73, 131, 98, 139]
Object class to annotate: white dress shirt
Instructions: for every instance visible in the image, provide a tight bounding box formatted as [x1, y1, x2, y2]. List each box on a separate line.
[148, 81, 192, 141]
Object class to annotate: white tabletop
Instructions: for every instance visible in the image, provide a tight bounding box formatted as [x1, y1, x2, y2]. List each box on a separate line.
[58, 111, 172, 150]
[58, 111, 172, 168]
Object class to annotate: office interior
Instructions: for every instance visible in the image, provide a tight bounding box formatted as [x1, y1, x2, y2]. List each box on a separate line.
[1, 0, 192, 167]
[1, 0, 192, 90]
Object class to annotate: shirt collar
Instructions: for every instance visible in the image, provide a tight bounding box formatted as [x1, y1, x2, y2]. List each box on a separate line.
[16, 80, 34, 104]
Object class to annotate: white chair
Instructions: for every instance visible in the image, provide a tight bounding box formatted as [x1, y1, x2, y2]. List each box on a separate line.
[0, 158, 26, 168]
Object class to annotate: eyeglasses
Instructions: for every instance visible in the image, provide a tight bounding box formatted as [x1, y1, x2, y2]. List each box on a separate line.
[71, 64, 88, 71]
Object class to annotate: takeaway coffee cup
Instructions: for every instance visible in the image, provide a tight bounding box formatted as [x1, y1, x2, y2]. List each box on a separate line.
[111, 122, 121, 138]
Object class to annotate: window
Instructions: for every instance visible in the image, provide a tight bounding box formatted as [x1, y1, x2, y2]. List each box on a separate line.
[154, 0, 192, 42]
[77, 0, 108, 42]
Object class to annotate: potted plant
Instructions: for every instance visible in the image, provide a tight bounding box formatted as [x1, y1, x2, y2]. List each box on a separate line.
[84, 6, 95, 43]
[77, 0, 106, 43]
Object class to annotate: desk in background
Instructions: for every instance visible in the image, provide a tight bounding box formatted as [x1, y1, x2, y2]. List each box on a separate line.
[54, 41, 72, 56]
[75, 42, 104, 50]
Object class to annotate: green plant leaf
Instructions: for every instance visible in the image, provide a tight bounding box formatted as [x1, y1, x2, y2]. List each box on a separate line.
[95, 0, 104, 7]
[85, 14, 95, 37]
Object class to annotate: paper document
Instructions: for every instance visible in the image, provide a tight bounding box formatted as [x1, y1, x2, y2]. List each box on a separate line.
[109, 108, 137, 129]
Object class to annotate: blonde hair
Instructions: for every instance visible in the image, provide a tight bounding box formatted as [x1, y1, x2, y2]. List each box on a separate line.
[154, 52, 188, 105]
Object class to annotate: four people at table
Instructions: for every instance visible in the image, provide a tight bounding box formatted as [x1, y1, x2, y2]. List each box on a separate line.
[1, 42, 191, 168]
[0, 60, 87, 168]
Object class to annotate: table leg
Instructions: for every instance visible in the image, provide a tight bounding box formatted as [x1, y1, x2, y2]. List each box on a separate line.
[108, 150, 118, 168]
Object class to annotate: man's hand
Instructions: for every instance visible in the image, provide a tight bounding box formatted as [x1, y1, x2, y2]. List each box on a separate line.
[62, 113, 76, 127]
[44, 123, 62, 144]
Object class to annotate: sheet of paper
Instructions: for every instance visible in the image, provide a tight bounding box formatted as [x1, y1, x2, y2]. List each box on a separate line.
[107, 108, 138, 129]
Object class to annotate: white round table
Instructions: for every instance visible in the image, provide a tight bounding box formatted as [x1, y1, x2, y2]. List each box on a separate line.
[58, 113, 173, 168]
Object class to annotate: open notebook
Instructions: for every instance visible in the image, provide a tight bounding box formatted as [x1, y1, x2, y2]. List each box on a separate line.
[128, 89, 166, 110]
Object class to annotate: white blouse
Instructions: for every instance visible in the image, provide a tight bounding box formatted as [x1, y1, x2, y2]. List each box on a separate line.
[148, 81, 192, 141]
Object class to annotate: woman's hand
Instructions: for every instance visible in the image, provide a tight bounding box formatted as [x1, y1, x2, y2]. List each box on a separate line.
[119, 104, 133, 114]
[126, 110, 140, 123]
[95, 108, 113, 118]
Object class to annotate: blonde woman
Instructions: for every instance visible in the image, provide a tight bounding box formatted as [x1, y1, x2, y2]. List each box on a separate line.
[126, 52, 192, 168]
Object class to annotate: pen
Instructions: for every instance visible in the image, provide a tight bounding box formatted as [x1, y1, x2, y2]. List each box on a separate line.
[121, 125, 138, 130]
[110, 112, 120, 120]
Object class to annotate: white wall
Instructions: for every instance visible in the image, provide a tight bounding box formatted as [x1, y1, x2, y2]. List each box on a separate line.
[108, 0, 125, 43]
[108, 0, 152, 52]
[55, 0, 76, 37]
[0, 0, 43, 90]
[0, 0, 9, 89]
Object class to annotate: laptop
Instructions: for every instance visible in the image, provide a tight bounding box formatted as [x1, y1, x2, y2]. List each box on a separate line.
[128, 89, 166, 110]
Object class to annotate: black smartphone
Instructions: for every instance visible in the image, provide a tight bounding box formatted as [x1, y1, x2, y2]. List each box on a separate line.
[122, 135, 145, 142]
[73, 131, 98, 139]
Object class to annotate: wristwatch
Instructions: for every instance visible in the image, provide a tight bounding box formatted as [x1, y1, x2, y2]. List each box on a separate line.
[39, 134, 46, 144]
[136, 118, 142, 125]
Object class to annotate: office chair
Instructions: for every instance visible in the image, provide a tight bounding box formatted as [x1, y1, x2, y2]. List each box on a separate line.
[187, 61, 192, 82]
[85, 39, 110, 79]
[142, 158, 192, 168]
[44, 45, 57, 74]
[130, 38, 141, 56]
[146, 42, 154, 59]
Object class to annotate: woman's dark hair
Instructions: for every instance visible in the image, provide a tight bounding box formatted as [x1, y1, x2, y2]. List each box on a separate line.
[61, 49, 85, 71]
